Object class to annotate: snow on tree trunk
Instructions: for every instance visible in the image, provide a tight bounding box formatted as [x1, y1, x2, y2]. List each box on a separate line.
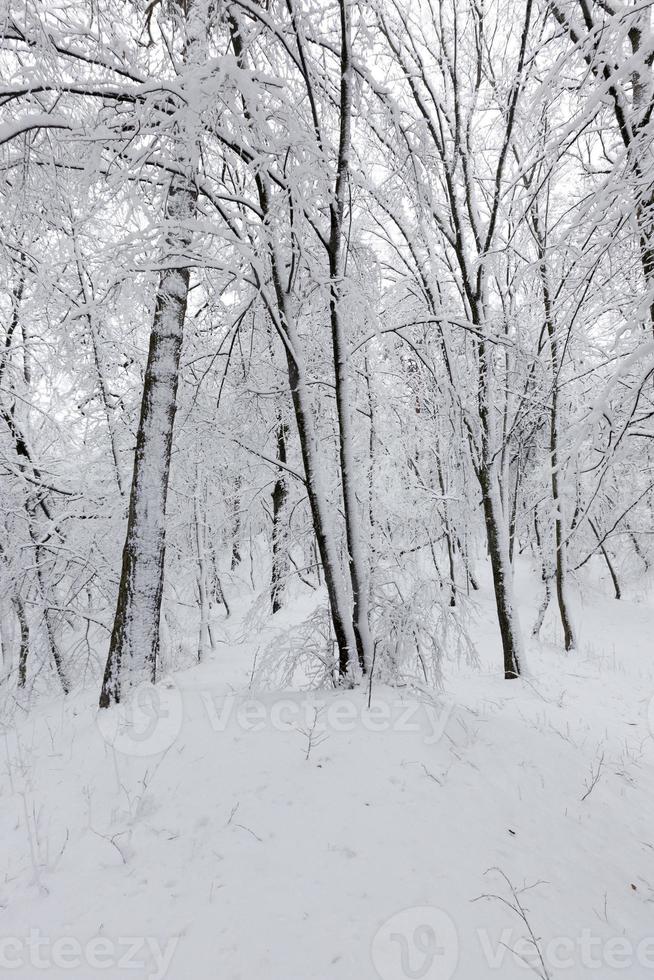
[327, 0, 373, 674]
[270, 420, 289, 615]
[227, 10, 362, 682]
[479, 468, 524, 679]
[274, 277, 359, 681]
[12, 595, 29, 689]
[194, 472, 213, 662]
[538, 238, 577, 652]
[99, 173, 198, 707]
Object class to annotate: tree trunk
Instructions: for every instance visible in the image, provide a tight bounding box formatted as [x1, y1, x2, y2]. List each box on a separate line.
[435, 449, 456, 606]
[228, 9, 360, 682]
[479, 468, 523, 679]
[194, 473, 214, 661]
[326, 0, 373, 674]
[277, 307, 358, 680]
[230, 476, 242, 570]
[72, 232, 125, 496]
[13, 595, 29, 689]
[590, 519, 622, 600]
[99, 173, 198, 707]
[271, 420, 289, 614]
[539, 236, 576, 651]
[532, 509, 551, 639]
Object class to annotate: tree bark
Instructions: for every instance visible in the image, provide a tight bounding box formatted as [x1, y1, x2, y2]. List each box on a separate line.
[194, 472, 215, 661]
[590, 518, 622, 600]
[230, 476, 242, 570]
[532, 509, 552, 639]
[271, 420, 289, 614]
[479, 468, 523, 679]
[12, 595, 29, 689]
[99, 173, 198, 707]
[228, 11, 360, 682]
[326, 0, 373, 674]
[542, 261, 576, 650]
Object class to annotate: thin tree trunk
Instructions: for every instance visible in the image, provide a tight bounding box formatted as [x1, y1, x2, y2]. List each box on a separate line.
[227, 11, 359, 682]
[72, 233, 125, 496]
[230, 476, 242, 570]
[456, 532, 479, 592]
[32, 534, 70, 694]
[479, 468, 523, 679]
[0, 260, 25, 388]
[477, 313, 523, 679]
[1, 261, 68, 690]
[0, 282, 70, 692]
[550, 388, 576, 649]
[12, 595, 29, 689]
[363, 356, 376, 560]
[326, 0, 373, 674]
[210, 549, 231, 618]
[434, 449, 456, 606]
[516, 135, 577, 650]
[538, 227, 576, 650]
[276, 302, 358, 679]
[628, 526, 649, 570]
[194, 473, 213, 661]
[532, 510, 552, 639]
[508, 459, 520, 566]
[271, 420, 289, 614]
[590, 519, 622, 600]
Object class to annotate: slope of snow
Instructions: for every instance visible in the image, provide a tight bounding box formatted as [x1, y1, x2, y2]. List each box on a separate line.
[1, 561, 654, 979]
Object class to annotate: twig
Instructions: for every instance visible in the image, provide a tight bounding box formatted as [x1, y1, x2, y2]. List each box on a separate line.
[581, 752, 605, 801]
[473, 868, 551, 979]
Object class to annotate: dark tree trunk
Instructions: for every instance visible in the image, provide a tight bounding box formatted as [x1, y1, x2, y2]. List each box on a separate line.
[479, 469, 523, 679]
[13, 596, 29, 689]
[33, 540, 70, 694]
[280, 332, 357, 680]
[228, 9, 360, 682]
[231, 476, 242, 570]
[435, 451, 456, 606]
[540, 246, 576, 651]
[532, 509, 551, 639]
[271, 421, 289, 613]
[99, 173, 198, 708]
[325, 0, 373, 674]
[508, 460, 520, 566]
[590, 519, 622, 600]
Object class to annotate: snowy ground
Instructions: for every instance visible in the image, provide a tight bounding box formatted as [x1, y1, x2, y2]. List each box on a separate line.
[2, 559, 654, 979]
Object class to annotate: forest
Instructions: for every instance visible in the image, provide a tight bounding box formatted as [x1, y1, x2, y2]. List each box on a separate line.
[1, 0, 654, 978]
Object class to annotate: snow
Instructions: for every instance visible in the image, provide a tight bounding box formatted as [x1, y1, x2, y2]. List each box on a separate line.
[2, 562, 654, 979]
[0, 114, 72, 147]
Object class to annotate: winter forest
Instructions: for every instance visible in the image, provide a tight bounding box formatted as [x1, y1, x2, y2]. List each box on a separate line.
[1, 0, 654, 977]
